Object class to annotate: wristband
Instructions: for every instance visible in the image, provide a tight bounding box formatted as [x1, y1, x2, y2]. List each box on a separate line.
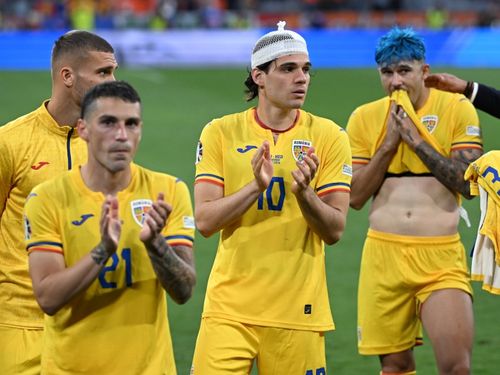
[463, 81, 474, 98]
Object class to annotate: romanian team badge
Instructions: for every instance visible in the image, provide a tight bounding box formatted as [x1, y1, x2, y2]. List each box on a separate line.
[131, 199, 153, 227]
[292, 140, 312, 162]
[421, 115, 438, 133]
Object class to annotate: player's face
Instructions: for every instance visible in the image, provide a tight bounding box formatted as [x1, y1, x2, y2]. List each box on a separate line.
[255, 54, 311, 110]
[82, 97, 142, 173]
[378, 60, 429, 107]
[73, 51, 118, 106]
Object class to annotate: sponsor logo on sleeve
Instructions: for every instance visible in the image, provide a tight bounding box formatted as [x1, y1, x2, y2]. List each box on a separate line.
[24, 216, 31, 240]
[183, 216, 195, 229]
[342, 164, 353, 176]
[466, 126, 481, 136]
[195, 141, 203, 164]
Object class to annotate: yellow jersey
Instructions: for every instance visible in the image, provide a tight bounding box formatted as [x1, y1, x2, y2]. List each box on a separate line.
[347, 89, 482, 174]
[24, 164, 195, 374]
[195, 108, 351, 331]
[0, 101, 87, 329]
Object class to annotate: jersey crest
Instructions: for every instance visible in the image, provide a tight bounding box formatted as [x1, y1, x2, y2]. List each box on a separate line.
[131, 199, 153, 227]
[292, 140, 312, 162]
[421, 115, 438, 133]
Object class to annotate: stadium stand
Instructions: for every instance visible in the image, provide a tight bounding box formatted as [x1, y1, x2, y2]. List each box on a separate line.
[0, 0, 498, 30]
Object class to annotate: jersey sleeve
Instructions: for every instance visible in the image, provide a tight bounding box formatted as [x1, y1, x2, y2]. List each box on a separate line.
[162, 179, 195, 248]
[346, 107, 371, 166]
[194, 120, 224, 187]
[315, 125, 352, 197]
[450, 97, 483, 152]
[23, 185, 63, 254]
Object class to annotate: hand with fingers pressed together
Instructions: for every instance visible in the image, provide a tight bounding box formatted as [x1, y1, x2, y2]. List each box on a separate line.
[251, 140, 274, 192]
[140, 192, 172, 246]
[390, 105, 423, 150]
[291, 146, 319, 195]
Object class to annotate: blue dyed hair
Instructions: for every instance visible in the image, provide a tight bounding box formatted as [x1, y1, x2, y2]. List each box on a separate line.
[375, 27, 426, 66]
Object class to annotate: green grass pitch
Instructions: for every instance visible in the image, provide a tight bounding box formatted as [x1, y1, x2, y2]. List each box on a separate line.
[1, 68, 499, 374]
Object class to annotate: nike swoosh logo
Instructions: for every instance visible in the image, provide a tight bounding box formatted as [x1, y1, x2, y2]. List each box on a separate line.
[31, 162, 49, 170]
[72, 214, 94, 226]
[237, 145, 258, 153]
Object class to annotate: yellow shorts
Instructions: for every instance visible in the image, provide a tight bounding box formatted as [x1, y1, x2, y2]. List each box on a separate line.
[191, 317, 326, 375]
[357, 229, 472, 356]
[0, 325, 42, 375]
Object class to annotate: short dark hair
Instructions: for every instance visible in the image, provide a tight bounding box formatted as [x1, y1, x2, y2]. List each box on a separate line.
[51, 30, 114, 66]
[81, 81, 141, 119]
[244, 60, 273, 102]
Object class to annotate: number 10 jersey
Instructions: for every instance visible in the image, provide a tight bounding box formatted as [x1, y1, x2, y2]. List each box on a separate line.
[195, 108, 351, 332]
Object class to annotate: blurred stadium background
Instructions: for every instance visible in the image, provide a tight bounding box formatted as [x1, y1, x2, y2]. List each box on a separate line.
[1, 1, 500, 374]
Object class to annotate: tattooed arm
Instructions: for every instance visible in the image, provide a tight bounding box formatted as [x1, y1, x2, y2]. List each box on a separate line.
[144, 239, 196, 304]
[414, 144, 482, 199]
[391, 108, 483, 199]
[140, 193, 196, 304]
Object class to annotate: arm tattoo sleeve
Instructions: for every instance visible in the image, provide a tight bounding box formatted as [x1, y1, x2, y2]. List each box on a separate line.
[146, 240, 195, 304]
[91, 243, 110, 265]
[415, 142, 482, 199]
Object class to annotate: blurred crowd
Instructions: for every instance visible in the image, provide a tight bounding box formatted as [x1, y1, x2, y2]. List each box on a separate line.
[0, 0, 498, 30]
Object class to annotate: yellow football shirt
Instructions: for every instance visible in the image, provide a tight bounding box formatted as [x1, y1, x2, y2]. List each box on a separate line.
[0, 101, 87, 329]
[195, 108, 351, 331]
[24, 164, 195, 374]
[347, 89, 482, 173]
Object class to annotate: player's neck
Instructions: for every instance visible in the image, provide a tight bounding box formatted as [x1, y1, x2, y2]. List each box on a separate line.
[413, 86, 431, 111]
[46, 94, 80, 128]
[80, 163, 132, 196]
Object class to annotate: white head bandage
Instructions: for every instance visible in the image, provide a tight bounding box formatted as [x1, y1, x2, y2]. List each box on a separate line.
[251, 21, 309, 69]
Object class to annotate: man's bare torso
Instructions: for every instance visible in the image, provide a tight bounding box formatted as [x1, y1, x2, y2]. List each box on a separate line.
[369, 176, 459, 236]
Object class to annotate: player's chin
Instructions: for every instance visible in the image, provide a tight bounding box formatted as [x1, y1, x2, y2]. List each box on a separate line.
[288, 98, 306, 109]
[108, 158, 131, 172]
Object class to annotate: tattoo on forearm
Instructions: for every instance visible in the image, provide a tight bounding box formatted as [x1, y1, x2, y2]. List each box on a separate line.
[147, 241, 195, 303]
[415, 142, 482, 198]
[91, 244, 109, 265]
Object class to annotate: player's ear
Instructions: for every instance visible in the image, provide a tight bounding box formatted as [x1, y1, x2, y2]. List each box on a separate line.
[77, 118, 89, 141]
[421, 63, 430, 78]
[60, 66, 74, 88]
[251, 68, 264, 87]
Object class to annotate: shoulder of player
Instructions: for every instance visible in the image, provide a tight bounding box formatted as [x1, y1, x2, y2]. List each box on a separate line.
[430, 88, 474, 109]
[207, 109, 248, 128]
[0, 108, 40, 137]
[0, 103, 53, 146]
[350, 96, 389, 117]
[300, 110, 346, 134]
[29, 170, 73, 197]
[134, 163, 186, 188]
